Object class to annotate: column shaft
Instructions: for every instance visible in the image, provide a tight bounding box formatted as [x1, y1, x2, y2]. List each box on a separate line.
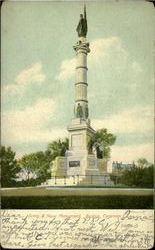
[73, 41, 90, 119]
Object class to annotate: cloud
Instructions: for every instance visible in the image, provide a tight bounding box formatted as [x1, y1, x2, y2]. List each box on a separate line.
[89, 37, 128, 67]
[110, 143, 154, 163]
[107, 142, 154, 172]
[16, 62, 46, 85]
[55, 58, 75, 82]
[91, 105, 153, 134]
[56, 37, 129, 82]
[1, 97, 67, 145]
[2, 62, 46, 96]
[2, 84, 24, 96]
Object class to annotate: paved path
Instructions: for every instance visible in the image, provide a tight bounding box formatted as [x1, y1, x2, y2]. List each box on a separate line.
[1, 187, 153, 197]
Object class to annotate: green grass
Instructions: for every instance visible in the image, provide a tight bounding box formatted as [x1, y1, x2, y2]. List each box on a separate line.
[47, 185, 152, 188]
[1, 195, 153, 209]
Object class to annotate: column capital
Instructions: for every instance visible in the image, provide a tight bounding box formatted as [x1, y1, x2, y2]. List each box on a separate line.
[73, 41, 90, 54]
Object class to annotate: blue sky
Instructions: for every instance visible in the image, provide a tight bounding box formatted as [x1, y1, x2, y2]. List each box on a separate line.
[1, 0, 154, 164]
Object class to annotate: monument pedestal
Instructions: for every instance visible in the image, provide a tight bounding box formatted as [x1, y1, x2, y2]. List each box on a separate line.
[66, 118, 96, 176]
[50, 118, 109, 183]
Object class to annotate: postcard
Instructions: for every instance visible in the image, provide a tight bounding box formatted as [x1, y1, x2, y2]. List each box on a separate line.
[1, 0, 154, 249]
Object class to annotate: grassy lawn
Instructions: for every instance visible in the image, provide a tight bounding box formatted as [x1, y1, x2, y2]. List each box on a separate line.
[2, 195, 153, 209]
[47, 185, 152, 188]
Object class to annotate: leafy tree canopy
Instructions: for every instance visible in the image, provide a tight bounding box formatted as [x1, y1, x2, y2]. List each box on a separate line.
[88, 128, 116, 159]
[1, 146, 20, 187]
[111, 159, 154, 188]
[18, 150, 53, 185]
[137, 158, 149, 168]
[48, 138, 69, 159]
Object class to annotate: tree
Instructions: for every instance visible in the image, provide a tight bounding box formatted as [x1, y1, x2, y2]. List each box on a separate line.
[48, 138, 69, 159]
[18, 154, 37, 181]
[18, 150, 52, 186]
[115, 163, 154, 188]
[140, 165, 154, 188]
[137, 158, 149, 168]
[88, 128, 116, 159]
[0, 146, 20, 187]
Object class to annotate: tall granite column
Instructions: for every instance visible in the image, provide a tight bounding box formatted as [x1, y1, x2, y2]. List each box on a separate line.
[66, 6, 96, 176]
[73, 40, 90, 120]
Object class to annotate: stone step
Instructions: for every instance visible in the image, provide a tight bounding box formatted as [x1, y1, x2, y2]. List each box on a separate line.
[41, 175, 114, 187]
[41, 176, 84, 186]
[79, 175, 114, 186]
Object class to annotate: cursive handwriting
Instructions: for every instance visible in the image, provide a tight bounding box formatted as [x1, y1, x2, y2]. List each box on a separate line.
[1, 209, 154, 249]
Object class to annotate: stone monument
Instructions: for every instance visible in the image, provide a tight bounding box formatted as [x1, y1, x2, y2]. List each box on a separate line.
[48, 6, 113, 186]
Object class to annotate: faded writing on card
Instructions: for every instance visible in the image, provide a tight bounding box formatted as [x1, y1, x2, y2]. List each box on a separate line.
[1, 209, 154, 249]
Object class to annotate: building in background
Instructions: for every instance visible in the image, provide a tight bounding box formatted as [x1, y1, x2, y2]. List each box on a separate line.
[112, 161, 135, 174]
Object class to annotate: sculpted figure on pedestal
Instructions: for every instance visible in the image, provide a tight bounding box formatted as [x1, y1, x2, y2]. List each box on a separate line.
[76, 103, 83, 118]
[85, 104, 89, 119]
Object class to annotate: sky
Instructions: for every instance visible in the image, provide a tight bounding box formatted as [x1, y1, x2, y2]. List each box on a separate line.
[1, 0, 154, 165]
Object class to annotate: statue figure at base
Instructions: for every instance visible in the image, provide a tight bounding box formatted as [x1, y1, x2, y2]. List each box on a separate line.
[85, 104, 89, 119]
[76, 103, 83, 118]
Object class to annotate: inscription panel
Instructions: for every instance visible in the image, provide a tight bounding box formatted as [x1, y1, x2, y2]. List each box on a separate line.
[69, 161, 80, 167]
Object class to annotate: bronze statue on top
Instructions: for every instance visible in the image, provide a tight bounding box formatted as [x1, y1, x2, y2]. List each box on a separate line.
[76, 5, 87, 37]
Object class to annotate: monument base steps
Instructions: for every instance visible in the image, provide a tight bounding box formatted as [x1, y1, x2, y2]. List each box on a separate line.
[41, 174, 114, 187]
